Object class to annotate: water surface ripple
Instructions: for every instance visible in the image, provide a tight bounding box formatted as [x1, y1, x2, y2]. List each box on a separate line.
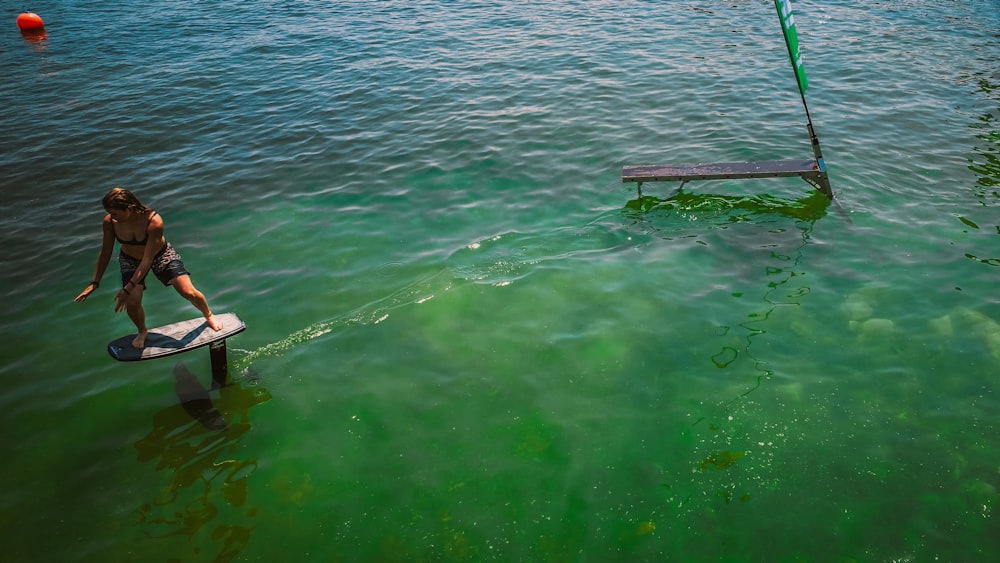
[2, 0, 999, 560]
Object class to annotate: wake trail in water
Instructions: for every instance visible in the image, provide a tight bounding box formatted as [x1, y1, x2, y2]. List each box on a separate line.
[229, 216, 640, 374]
[230, 267, 454, 374]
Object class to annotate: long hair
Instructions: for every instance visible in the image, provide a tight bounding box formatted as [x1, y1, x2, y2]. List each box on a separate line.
[102, 187, 153, 214]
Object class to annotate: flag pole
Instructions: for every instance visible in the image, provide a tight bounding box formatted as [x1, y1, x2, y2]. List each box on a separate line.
[799, 85, 826, 177]
[774, 0, 832, 197]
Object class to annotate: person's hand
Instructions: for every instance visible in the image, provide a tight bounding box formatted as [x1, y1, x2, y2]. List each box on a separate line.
[114, 287, 130, 312]
[74, 282, 98, 302]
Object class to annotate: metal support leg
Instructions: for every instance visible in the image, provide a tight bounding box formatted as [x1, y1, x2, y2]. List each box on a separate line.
[209, 340, 229, 388]
[800, 172, 833, 199]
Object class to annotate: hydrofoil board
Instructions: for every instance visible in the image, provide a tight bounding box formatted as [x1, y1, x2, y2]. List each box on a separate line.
[108, 312, 245, 362]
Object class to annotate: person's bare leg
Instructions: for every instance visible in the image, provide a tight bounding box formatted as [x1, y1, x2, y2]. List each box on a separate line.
[171, 275, 223, 331]
[126, 284, 149, 348]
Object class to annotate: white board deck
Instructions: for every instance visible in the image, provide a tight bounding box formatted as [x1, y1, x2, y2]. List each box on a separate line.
[107, 312, 245, 362]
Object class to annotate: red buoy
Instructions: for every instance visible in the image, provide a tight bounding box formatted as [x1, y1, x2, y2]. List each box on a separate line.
[16, 12, 45, 31]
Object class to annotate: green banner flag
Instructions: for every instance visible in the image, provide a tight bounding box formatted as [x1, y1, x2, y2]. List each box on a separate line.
[774, 0, 808, 94]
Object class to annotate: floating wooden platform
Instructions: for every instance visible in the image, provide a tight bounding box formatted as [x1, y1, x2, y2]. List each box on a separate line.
[622, 158, 832, 198]
[623, 159, 819, 182]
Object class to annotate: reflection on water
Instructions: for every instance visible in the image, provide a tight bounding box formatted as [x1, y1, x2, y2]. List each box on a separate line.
[970, 78, 1000, 198]
[966, 76, 999, 266]
[622, 188, 827, 517]
[625, 188, 830, 223]
[19, 29, 47, 46]
[174, 362, 227, 431]
[624, 190, 828, 396]
[133, 364, 271, 563]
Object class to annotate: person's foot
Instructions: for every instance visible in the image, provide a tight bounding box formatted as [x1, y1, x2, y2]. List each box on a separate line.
[206, 314, 224, 331]
[132, 330, 148, 349]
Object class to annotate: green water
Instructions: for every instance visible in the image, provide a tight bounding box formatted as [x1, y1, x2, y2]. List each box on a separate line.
[3, 0, 999, 561]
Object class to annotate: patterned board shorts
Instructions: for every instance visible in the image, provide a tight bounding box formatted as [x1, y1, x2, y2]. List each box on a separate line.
[118, 242, 190, 287]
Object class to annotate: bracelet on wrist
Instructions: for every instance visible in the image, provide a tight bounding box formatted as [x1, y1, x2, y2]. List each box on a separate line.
[90, 280, 100, 288]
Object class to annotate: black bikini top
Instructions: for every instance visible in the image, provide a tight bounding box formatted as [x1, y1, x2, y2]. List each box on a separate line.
[115, 211, 157, 246]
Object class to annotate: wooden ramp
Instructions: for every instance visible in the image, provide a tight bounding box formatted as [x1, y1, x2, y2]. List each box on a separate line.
[622, 158, 832, 198]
